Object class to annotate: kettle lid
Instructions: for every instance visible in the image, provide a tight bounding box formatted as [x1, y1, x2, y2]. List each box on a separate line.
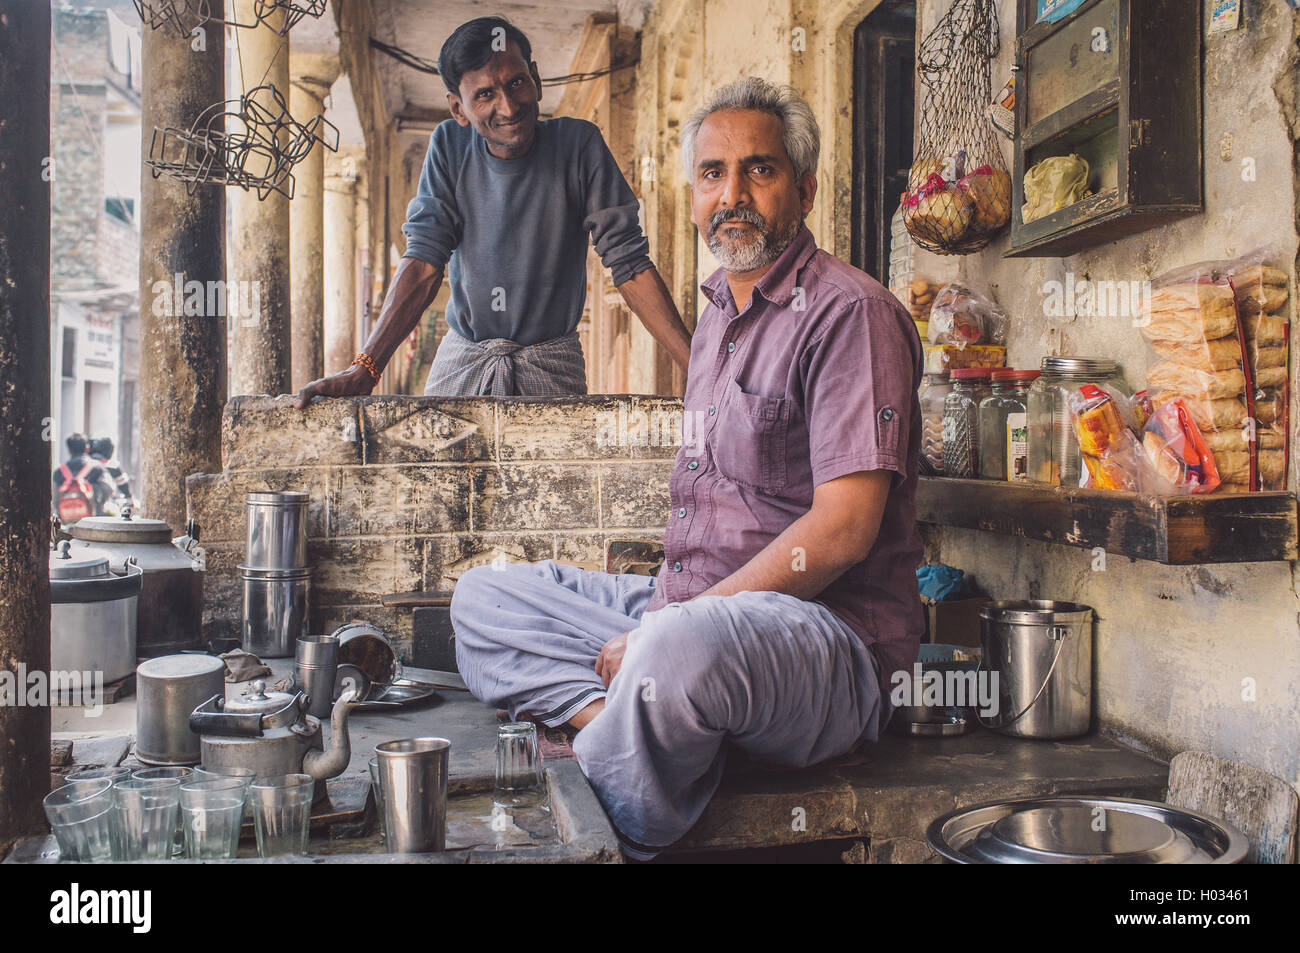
[223, 679, 303, 728]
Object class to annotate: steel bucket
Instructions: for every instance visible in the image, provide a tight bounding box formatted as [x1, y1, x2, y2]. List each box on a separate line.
[978, 600, 1093, 739]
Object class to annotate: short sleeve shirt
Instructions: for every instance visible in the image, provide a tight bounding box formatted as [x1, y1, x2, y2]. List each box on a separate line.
[644, 225, 925, 692]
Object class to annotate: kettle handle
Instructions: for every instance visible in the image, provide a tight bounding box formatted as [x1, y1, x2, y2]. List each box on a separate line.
[189, 694, 265, 737]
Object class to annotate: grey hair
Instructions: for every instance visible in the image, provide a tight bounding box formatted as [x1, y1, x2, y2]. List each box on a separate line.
[679, 77, 821, 181]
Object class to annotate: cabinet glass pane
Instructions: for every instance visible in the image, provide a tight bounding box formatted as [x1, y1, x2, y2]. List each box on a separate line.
[1026, 0, 1119, 126]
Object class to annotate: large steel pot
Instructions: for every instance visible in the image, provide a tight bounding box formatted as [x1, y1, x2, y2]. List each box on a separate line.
[49, 543, 142, 683]
[135, 654, 226, 765]
[69, 513, 203, 658]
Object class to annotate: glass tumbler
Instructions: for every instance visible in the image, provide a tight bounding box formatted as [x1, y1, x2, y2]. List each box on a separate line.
[368, 757, 388, 845]
[494, 722, 544, 807]
[115, 778, 182, 861]
[43, 778, 115, 863]
[133, 766, 194, 856]
[180, 779, 249, 859]
[67, 766, 134, 859]
[250, 774, 314, 857]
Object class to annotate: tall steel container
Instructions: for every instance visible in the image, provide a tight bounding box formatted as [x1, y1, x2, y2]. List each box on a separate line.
[242, 492, 312, 658]
[979, 600, 1093, 739]
[135, 654, 227, 765]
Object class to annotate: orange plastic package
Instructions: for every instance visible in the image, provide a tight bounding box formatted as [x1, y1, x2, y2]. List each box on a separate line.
[1140, 399, 1220, 494]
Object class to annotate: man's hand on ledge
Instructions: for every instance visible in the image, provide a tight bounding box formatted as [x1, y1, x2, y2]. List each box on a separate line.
[595, 630, 632, 688]
[294, 364, 378, 409]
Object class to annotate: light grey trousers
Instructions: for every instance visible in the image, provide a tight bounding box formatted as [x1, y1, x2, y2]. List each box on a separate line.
[451, 560, 884, 859]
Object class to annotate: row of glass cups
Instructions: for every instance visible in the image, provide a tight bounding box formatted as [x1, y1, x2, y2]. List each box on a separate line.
[43, 765, 313, 861]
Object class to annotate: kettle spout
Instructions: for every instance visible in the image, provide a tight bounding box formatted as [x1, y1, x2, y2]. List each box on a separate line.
[302, 688, 361, 781]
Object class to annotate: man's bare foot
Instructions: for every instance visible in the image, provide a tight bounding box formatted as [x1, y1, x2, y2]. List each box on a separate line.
[568, 698, 606, 731]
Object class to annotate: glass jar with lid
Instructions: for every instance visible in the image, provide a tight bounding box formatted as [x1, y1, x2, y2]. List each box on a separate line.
[942, 368, 993, 479]
[1026, 357, 1129, 485]
[979, 369, 1041, 481]
[919, 371, 952, 475]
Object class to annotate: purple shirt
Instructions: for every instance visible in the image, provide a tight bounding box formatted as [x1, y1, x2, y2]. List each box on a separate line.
[645, 225, 925, 691]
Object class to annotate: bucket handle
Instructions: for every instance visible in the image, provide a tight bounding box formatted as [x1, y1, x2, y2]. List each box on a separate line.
[977, 625, 1068, 732]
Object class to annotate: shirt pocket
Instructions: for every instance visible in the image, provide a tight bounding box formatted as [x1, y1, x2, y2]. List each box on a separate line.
[712, 377, 791, 494]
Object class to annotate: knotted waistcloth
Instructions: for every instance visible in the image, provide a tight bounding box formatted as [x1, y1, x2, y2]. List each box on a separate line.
[423, 327, 588, 397]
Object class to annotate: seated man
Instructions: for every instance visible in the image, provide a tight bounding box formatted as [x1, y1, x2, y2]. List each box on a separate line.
[452, 77, 923, 860]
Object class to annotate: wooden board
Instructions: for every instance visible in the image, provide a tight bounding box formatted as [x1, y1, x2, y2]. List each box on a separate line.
[915, 477, 1298, 564]
[1166, 751, 1299, 865]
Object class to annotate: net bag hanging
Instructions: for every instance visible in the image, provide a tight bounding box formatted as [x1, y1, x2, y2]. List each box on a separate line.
[902, 0, 1011, 255]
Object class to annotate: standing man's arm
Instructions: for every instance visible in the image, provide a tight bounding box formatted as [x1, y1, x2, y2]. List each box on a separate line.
[297, 123, 460, 407]
[295, 259, 443, 407]
[615, 267, 692, 371]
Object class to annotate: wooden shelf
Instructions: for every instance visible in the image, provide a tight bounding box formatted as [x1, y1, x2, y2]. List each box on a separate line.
[916, 477, 1298, 565]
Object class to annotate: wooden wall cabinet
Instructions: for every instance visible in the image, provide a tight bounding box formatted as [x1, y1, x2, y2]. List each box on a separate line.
[1007, 0, 1202, 258]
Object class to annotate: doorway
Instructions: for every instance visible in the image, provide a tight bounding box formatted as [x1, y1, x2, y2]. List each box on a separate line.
[851, 0, 917, 282]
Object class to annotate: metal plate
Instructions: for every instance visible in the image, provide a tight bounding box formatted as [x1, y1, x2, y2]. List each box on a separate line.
[927, 796, 1249, 864]
[898, 717, 975, 737]
[354, 678, 441, 712]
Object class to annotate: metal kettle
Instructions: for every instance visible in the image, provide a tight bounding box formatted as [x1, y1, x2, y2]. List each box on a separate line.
[189, 679, 361, 800]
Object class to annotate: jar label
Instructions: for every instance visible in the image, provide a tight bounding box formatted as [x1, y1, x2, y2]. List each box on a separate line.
[1007, 413, 1029, 482]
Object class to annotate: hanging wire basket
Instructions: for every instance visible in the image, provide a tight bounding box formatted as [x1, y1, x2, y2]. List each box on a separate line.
[901, 0, 1011, 256]
[146, 83, 340, 200]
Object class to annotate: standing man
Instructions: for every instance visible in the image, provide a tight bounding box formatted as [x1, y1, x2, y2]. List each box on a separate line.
[297, 16, 690, 404]
[451, 78, 925, 859]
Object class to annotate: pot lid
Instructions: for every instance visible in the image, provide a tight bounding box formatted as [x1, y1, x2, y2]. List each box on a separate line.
[137, 654, 226, 680]
[49, 541, 111, 580]
[927, 796, 1249, 865]
[223, 679, 303, 728]
[968, 806, 1199, 863]
[246, 491, 310, 505]
[71, 513, 173, 545]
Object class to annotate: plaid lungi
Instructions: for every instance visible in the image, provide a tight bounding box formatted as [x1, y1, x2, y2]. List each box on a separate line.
[423, 328, 588, 397]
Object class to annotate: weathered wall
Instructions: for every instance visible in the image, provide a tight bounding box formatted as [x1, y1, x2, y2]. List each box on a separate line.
[187, 396, 678, 654]
[910, 0, 1300, 789]
[631, 0, 1300, 790]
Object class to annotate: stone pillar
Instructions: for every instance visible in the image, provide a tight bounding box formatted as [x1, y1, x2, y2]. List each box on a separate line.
[0, 0, 52, 846]
[323, 169, 358, 375]
[288, 64, 336, 388]
[228, 0, 290, 396]
[138, 1, 227, 534]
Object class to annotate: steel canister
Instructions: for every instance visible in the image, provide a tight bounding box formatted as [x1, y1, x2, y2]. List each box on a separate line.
[135, 654, 226, 765]
[244, 492, 309, 570]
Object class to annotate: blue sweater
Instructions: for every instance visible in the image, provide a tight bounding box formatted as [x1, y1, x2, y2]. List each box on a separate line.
[400, 116, 652, 345]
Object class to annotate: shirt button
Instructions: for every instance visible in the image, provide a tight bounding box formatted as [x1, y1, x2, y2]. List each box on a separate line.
[708, 406, 717, 416]
[881, 407, 895, 421]
[677, 508, 687, 518]
[687, 460, 699, 470]
[673, 561, 682, 572]
[727, 342, 736, 353]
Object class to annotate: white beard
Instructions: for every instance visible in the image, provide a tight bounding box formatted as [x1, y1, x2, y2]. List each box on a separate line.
[708, 218, 800, 273]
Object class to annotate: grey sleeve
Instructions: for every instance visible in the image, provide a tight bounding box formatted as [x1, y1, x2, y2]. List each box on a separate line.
[401, 125, 461, 267]
[580, 127, 653, 286]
